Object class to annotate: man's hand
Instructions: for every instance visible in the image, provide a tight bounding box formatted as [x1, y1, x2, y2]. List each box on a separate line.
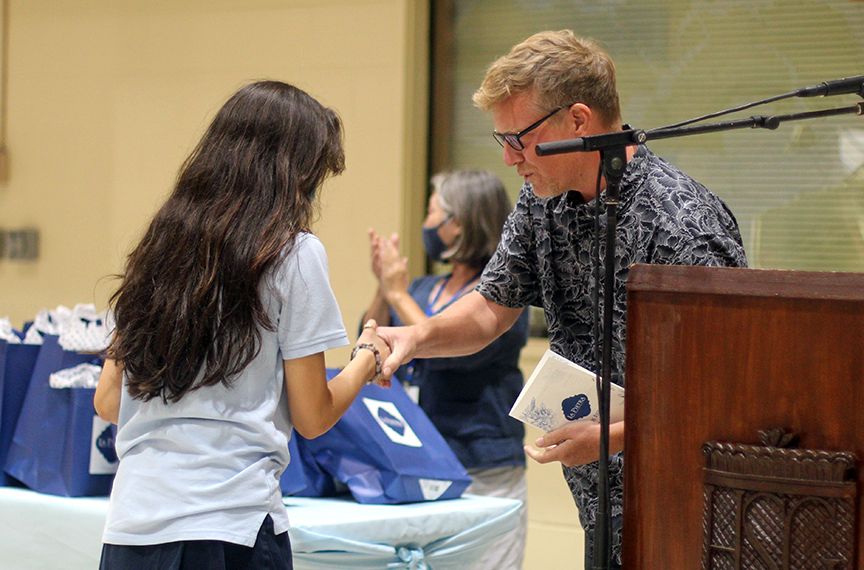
[376, 325, 418, 381]
[375, 292, 522, 382]
[525, 420, 624, 467]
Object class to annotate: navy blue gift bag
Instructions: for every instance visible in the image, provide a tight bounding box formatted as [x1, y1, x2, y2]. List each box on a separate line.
[279, 431, 337, 497]
[4, 335, 117, 496]
[279, 368, 339, 497]
[303, 378, 471, 504]
[0, 339, 41, 486]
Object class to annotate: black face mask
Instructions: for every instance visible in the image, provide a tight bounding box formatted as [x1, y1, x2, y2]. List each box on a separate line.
[422, 217, 451, 262]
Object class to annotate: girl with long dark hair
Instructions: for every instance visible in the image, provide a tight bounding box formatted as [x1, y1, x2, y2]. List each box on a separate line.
[94, 80, 389, 570]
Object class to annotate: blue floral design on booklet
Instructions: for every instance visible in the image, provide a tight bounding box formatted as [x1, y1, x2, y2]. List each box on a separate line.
[519, 397, 556, 432]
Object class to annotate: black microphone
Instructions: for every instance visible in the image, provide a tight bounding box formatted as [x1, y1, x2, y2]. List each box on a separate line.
[795, 75, 864, 98]
[535, 129, 646, 156]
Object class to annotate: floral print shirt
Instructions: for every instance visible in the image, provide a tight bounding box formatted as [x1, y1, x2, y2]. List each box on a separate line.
[476, 145, 747, 563]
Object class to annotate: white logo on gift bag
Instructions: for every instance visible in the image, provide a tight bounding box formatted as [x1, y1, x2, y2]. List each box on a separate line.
[418, 478, 453, 500]
[90, 415, 119, 475]
[362, 398, 423, 447]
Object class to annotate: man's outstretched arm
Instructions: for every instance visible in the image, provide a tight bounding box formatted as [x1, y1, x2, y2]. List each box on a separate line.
[378, 290, 522, 380]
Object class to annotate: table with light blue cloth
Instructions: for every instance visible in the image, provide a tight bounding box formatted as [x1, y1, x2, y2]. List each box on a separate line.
[0, 487, 521, 570]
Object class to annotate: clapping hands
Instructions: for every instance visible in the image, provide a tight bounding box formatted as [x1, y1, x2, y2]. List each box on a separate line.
[363, 228, 424, 382]
[368, 229, 409, 300]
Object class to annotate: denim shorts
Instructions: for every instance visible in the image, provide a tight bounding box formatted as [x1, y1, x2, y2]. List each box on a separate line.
[99, 515, 293, 570]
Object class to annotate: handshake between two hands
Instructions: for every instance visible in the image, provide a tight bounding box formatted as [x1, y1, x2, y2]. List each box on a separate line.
[354, 319, 399, 388]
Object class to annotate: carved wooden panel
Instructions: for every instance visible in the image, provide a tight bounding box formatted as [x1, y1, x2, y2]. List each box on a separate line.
[702, 431, 857, 570]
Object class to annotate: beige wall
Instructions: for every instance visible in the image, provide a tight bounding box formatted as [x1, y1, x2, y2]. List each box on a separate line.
[0, 0, 429, 363]
[0, 2, 584, 568]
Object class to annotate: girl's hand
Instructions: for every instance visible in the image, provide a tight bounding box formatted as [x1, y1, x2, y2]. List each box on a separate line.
[357, 319, 393, 388]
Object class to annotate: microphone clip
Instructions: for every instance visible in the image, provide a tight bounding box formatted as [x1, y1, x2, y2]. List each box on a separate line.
[795, 75, 864, 99]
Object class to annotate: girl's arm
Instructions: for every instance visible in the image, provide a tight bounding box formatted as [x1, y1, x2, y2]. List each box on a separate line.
[284, 322, 391, 439]
[94, 358, 123, 424]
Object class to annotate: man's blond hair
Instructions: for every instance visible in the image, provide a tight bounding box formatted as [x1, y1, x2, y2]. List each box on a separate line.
[473, 30, 621, 126]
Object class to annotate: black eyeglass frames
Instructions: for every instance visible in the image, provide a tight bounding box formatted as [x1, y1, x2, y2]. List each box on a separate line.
[492, 107, 564, 151]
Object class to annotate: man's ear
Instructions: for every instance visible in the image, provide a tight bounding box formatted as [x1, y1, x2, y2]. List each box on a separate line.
[566, 103, 593, 136]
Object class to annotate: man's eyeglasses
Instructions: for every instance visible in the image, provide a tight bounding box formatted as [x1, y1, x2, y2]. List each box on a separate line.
[493, 107, 563, 151]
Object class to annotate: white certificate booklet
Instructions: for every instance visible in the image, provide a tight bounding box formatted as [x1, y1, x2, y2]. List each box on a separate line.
[509, 349, 625, 432]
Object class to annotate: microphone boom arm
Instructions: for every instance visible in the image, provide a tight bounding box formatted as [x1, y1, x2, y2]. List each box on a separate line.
[647, 102, 864, 143]
[536, 102, 864, 156]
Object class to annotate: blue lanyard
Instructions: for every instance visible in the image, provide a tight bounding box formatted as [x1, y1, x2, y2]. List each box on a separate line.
[424, 270, 483, 317]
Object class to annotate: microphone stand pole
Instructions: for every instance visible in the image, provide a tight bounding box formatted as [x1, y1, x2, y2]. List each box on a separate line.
[535, 98, 863, 570]
[592, 143, 627, 570]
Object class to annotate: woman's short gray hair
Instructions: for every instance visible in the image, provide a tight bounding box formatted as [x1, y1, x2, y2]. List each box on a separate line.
[431, 170, 512, 268]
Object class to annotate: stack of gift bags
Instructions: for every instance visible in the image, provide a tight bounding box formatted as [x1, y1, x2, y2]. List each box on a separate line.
[0, 305, 114, 497]
[1, 307, 470, 503]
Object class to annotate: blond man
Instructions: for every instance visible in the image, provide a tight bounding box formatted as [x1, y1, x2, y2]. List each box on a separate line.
[379, 30, 746, 568]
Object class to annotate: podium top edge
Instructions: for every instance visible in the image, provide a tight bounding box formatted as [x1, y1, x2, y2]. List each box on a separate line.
[626, 264, 864, 301]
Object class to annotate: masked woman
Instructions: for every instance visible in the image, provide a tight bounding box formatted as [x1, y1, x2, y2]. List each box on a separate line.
[362, 170, 529, 570]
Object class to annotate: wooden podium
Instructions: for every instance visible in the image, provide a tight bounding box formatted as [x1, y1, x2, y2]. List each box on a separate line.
[622, 264, 864, 569]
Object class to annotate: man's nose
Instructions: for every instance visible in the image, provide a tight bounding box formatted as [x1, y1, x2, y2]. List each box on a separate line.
[502, 144, 523, 167]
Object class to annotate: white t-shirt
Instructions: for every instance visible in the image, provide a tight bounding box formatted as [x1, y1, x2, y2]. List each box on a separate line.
[102, 233, 348, 547]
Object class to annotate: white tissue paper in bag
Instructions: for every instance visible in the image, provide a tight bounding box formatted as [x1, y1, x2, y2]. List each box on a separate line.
[24, 304, 111, 351]
[0, 318, 22, 343]
[49, 363, 103, 389]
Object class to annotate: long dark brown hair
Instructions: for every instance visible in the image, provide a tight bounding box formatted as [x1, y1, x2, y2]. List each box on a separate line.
[107, 81, 345, 403]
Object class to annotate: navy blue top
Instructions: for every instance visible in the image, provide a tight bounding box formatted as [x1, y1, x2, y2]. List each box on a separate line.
[391, 274, 529, 470]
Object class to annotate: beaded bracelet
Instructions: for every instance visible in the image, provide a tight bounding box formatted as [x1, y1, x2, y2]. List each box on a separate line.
[351, 343, 383, 385]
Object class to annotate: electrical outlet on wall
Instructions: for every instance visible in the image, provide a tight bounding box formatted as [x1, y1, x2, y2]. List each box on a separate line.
[3, 228, 39, 260]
